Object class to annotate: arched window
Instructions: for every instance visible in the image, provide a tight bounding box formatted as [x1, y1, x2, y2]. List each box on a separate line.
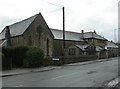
[46, 38, 49, 56]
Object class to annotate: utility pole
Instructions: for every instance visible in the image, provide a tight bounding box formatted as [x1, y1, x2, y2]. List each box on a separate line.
[114, 29, 117, 42]
[63, 7, 65, 64]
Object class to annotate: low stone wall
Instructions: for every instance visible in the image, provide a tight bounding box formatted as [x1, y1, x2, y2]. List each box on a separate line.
[53, 55, 98, 65]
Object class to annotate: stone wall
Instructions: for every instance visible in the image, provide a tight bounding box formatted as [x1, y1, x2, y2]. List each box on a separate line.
[107, 47, 118, 57]
[65, 45, 83, 57]
[53, 39, 85, 57]
[8, 14, 54, 57]
[10, 36, 24, 46]
[86, 38, 107, 47]
[54, 55, 98, 65]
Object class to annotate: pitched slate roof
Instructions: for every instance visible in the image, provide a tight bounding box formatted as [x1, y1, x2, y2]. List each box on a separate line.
[75, 45, 89, 51]
[75, 44, 103, 52]
[51, 29, 107, 41]
[0, 14, 38, 40]
[95, 46, 103, 51]
[83, 32, 107, 40]
[51, 29, 83, 41]
[0, 13, 107, 42]
[105, 41, 118, 48]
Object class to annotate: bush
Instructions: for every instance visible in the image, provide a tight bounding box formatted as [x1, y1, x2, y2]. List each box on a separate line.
[2, 53, 12, 70]
[2, 46, 29, 69]
[42, 57, 54, 66]
[2, 47, 13, 70]
[11, 46, 29, 67]
[24, 47, 44, 68]
[2, 46, 13, 58]
[12, 46, 28, 59]
[2, 46, 44, 69]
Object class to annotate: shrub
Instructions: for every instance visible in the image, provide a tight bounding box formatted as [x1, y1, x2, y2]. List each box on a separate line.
[2, 46, 44, 69]
[42, 57, 54, 66]
[2, 46, 29, 69]
[2, 47, 13, 70]
[2, 46, 13, 58]
[12, 46, 28, 59]
[12, 46, 29, 67]
[24, 47, 44, 68]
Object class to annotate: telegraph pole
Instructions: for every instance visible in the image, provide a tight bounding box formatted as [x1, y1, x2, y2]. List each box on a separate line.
[114, 29, 117, 42]
[63, 7, 65, 64]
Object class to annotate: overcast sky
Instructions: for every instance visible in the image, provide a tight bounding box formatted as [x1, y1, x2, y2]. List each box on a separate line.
[0, 0, 119, 42]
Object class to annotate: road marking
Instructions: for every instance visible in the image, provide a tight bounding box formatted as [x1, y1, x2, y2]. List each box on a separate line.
[51, 71, 81, 80]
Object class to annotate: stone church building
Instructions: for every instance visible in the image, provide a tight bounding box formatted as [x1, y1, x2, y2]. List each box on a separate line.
[0, 13, 54, 57]
[0, 13, 118, 59]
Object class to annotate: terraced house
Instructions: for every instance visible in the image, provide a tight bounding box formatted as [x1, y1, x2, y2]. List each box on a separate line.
[0, 13, 118, 60]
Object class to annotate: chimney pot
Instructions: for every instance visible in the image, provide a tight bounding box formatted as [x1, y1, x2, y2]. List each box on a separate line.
[81, 30, 84, 33]
[81, 30, 84, 39]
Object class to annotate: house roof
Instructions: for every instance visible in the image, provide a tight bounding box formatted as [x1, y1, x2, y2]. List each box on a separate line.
[75, 44, 103, 52]
[0, 13, 107, 42]
[51, 29, 83, 41]
[82, 32, 107, 41]
[51, 29, 107, 41]
[0, 14, 38, 40]
[105, 41, 118, 48]
[95, 46, 103, 51]
[75, 45, 89, 51]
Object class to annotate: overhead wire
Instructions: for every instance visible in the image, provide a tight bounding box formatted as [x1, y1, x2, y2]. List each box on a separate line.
[39, 0, 84, 31]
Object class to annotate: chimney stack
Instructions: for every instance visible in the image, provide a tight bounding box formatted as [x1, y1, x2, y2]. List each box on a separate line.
[5, 26, 10, 39]
[81, 30, 84, 34]
[81, 30, 84, 39]
[5, 26, 11, 46]
[94, 30, 96, 34]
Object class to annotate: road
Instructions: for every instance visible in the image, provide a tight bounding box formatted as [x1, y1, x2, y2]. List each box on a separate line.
[2, 57, 119, 87]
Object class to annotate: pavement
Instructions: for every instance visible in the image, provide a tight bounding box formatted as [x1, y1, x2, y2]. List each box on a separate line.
[2, 57, 119, 87]
[66, 57, 116, 66]
[0, 66, 56, 77]
[0, 57, 118, 77]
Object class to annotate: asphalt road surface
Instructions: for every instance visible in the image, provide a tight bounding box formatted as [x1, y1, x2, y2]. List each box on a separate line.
[2, 57, 119, 87]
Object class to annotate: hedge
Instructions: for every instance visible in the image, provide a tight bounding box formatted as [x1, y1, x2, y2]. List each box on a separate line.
[23, 47, 44, 68]
[2, 46, 29, 68]
[2, 47, 13, 70]
[2, 46, 44, 69]
[42, 57, 54, 66]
